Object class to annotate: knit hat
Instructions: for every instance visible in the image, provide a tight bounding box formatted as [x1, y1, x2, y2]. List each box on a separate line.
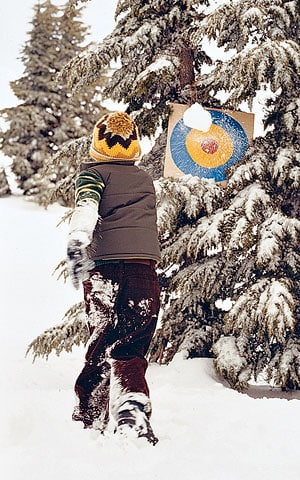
[89, 112, 142, 162]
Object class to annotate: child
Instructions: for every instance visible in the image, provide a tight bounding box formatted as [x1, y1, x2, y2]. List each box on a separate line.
[67, 112, 161, 444]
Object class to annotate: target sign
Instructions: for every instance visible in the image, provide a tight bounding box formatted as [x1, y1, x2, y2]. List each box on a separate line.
[165, 104, 254, 182]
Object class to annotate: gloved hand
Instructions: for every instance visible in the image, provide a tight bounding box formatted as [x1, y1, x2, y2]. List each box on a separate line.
[67, 237, 95, 289]
[67, 199, 99, 289]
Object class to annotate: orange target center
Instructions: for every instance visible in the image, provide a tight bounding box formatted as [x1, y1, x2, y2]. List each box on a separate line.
[186, 124, 234, 168]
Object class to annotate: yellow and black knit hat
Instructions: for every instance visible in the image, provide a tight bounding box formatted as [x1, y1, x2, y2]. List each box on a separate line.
[89, 112, 142, 162]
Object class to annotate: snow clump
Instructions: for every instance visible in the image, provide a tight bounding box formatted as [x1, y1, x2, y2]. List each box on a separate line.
[183, 103, 212, 132]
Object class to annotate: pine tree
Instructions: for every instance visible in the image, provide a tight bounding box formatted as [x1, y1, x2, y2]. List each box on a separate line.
[185, 0, 300, 390]
[0, 168, 11, 196]
[0, 0, 106, 205]
[0, 0, 59, 195]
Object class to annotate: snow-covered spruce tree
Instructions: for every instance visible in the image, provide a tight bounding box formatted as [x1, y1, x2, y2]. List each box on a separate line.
[0, 168, 11, 196]
[176, 0, 300, 391]
[27, 0, 228, 361]
[0, 0, 106, 205]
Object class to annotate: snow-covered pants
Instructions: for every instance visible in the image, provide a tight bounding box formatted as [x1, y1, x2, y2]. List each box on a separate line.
[72, 261, 160, 430]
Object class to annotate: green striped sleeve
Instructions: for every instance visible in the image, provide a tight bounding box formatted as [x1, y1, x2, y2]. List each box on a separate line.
[75, 170, 105, 206]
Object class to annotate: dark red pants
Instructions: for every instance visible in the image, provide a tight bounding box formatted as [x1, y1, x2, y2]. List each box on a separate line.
[72, 262, 160, 430]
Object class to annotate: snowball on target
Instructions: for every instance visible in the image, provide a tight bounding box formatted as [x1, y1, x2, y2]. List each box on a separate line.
[164, 103, 254, 183]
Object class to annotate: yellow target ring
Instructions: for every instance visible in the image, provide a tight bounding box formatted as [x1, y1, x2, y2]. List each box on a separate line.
[185, 124, 234, 168]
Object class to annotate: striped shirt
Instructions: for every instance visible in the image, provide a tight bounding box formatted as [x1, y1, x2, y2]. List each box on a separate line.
[75, 170, 105, 206]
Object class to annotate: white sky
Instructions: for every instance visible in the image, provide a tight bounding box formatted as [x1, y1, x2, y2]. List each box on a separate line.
[0, 0, 117, 108]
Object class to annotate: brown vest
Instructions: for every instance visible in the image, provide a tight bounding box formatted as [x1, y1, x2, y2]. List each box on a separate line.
[80, 162, 161, 262]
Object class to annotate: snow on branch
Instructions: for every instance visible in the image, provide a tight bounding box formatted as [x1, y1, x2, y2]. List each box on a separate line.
[226, 149, 268, 191]
[273, 146, 300, 186]
[186, 212, 223, 259]
[59, 38, 119, 91]
[193, 1, 295, 50]
[268, 337, 300, 389]
[50, 135, 91, 168]
[257, 213, 300, 270]
[59, 7, 176, 93]
[282, 98, 300, 135]
[155, 175, 223, 237]
[224, 278, 295, 345]
[212, 335, 251, 392]
[170, 254, 236, 302]
[160, 224, 194, 266]
[228, 183, 272, 223]
[197, 40, 300, 108]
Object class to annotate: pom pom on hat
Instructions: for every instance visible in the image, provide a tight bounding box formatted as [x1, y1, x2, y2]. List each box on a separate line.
[89, 112, 142, 162]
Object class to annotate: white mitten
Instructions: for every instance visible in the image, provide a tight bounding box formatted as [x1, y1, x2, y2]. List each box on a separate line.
[67, 200, 99, 289]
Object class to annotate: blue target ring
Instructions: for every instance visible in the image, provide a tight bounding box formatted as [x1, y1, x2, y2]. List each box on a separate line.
[170, 109, 249, 181]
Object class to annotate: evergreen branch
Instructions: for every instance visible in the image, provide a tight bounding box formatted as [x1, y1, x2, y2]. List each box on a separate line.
[155, 175, 223, 237]
[212, 335, 252, 392]
[26, 302, 89, 361]
[267, 336, 300, 389]
[59, 38, 122, 91]
[224, 278, 296, 344]
[56, 208, 73, 227]
[256, 213, 300, 271]
[51, 135, 91, 167]
[197, 40, 300, 108]
[53, 259, 69, 283]
[194, 1, 297, 51]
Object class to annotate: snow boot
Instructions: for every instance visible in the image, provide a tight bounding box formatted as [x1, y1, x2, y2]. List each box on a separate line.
[116, 400, 159, 445]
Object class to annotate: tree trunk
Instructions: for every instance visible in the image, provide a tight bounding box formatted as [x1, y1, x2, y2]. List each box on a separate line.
[179, 44, 196, 103]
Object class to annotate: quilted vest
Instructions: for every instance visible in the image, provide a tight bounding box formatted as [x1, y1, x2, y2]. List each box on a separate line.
[80, 162, 161, 262]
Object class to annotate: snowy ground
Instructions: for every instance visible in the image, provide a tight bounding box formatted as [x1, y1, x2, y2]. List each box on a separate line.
[1, 196, 300, 480]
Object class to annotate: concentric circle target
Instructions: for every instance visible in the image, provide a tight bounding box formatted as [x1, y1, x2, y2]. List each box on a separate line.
[170, 109, 249, 181]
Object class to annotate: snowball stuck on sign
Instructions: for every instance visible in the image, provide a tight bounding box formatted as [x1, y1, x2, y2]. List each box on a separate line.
[183, 103, 212, 132]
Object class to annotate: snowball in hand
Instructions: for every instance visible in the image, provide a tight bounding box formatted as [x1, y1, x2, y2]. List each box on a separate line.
[183, 103, 212, 132]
